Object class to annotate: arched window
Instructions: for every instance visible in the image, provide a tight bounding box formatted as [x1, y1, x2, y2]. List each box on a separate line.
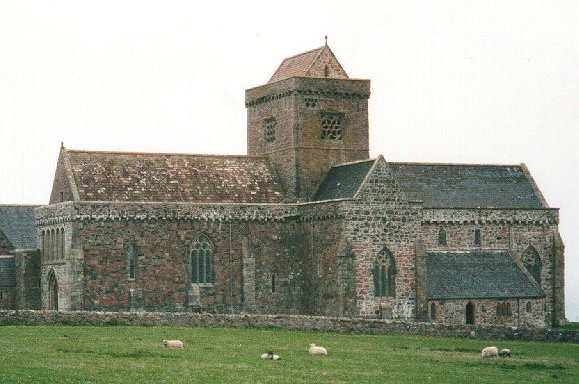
[56, 228, 61, 259]
[430, 302, 437, 321]
[60, 228, 65, 259]
[438, 227, 447, 246]
[49, 229, 55, 260]
[521, 246, 541, 284]
[373, 248, 396, 297]
[474, 229, 481, 246]
[191, 234, 214, 284]
[41, 231, 46, 261]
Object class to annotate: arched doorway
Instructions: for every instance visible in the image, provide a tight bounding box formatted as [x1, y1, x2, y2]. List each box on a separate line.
[465, 302, 474, 325]
[48, 272, 58, 310]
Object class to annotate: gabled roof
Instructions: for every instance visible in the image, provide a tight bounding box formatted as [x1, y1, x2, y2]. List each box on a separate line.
[268, 44, 349, 84]
[389, 163, 547, 208]
[312, 159, 375, 201]
[0, 205, 39, 250]
[65, 150, 284, 203]
[426, 250, 544, 300]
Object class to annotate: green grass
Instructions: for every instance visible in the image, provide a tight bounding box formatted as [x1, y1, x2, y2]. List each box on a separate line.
[0, 326, 577, 383]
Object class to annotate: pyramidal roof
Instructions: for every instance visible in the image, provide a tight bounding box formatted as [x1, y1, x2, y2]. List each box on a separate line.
[268, 43, 349, 84]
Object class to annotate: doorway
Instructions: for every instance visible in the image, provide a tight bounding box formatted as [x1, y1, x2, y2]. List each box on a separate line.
[465, 302, 474, 325]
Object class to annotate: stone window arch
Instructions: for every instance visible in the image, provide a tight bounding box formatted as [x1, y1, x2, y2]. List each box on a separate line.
[40, 231, 46, 261]
[521, 246, 541, 284]
[438, 227, 447, 246]
[60, 228, 65, 259]
[465, 302, 475, 325]
[191, 234, 214, 284]
[56, 228, 61, 259]
[373, 248, 396, 297]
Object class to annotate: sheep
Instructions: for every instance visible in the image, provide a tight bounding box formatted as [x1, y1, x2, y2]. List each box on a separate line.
[481, 346, 498, 359]
[499, 348, 511, 358]
[309, 343, 328, 356]
[260, 351, 282, 360]
[163, 339, 183, 349]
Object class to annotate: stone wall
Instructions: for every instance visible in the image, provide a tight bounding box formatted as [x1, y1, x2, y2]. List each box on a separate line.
[15, 249, 41, 309]
[0, 310, 576, 343]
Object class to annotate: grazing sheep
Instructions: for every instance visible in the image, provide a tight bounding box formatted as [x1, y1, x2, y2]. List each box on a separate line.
[309, 343, 328, 356]
[499, 348, 511, 358]
[163, 340, 183, 349]
[481, 346, 498, 359]
[260, 351, 282, 360]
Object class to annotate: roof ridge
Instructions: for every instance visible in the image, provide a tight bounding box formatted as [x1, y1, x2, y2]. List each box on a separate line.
[330, 158, 376, 168]
[389, 161, 525, 167]
[0, 204, 41, 208]
[66, 149, 270, 160]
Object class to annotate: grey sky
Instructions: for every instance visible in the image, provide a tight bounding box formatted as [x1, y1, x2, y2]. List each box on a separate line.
[1, 1, 577, 320]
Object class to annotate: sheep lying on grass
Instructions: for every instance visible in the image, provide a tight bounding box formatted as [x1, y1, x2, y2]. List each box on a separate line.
[309, 343, 328, 355]
[481, 346, 498, 359]
[260, 351, 282, 360]
[163, 340, 183, 349]
[499, 348, 511, 358]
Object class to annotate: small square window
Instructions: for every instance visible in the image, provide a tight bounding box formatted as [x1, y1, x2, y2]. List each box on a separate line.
[319, 112, 344, 140]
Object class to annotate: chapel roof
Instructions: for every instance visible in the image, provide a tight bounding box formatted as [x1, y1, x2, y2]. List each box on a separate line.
[313, 158, 547, 209]
[268, 43, 349, 84]
[312, 159, 374, 201]
[426, 250, 544, 300]
[388, 163, 547, 208]
[65, 150, 284, 203]
[0, 205, 39, 250]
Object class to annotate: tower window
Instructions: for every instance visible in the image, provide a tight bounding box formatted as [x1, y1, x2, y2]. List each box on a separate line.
[474, 229, 481, 246]
[263, 117, 276, 143]
[438, 227, 447, 246]
[127, 243, 138, 279]
[304, 98, 317, 108]
[319, 112, 344, 140]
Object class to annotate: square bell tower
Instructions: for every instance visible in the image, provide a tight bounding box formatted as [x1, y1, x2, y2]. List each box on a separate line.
[245, 43, 371, 201]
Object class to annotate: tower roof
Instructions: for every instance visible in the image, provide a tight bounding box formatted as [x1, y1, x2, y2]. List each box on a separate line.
[268, 44, 349, 84]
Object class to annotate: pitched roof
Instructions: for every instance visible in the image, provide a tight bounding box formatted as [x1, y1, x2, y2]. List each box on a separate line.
[389, 163, 546, 208]
[65, 150, 284, 203]
[313, 159, 375, 201]
[426, 250, 544, 300]
[0, 205, 39, 250]
[268, 44, 349, 84]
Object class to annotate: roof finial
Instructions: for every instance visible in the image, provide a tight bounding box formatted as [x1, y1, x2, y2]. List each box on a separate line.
[324, 35, 328, 46]
[61, 141, 64, 149]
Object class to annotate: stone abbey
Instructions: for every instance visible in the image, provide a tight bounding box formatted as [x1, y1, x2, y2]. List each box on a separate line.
[0, 43, 565, 327]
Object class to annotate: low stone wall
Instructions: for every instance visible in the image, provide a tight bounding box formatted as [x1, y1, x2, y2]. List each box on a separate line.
[0, 310, 576, 343]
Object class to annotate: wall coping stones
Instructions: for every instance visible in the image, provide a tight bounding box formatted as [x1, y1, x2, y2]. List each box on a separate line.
[0, 310, 576, 343]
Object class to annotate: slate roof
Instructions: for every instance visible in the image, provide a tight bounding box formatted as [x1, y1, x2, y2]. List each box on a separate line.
[426, 250, 544, 300]
[313, 159, 375, 201]
[0, 205, 39, 250]
[389, 163, 546, 208]
[66, 150, 284, 203]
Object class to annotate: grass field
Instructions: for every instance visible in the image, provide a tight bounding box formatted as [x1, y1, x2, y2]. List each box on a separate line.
[0, 326, 577, 383]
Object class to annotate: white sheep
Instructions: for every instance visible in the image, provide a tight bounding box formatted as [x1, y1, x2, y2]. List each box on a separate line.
[499, 348, 511, 358]
[260, 351, 282, 360]
[163, 339, 183, 349]
[309, 343, 328, 355]
[481, 346, 498, 359]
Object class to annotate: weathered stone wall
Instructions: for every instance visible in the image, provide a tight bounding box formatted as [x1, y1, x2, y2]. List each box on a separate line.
[0, 310, 576, 343]
[420, 208, 563, 326]
[48, 148, 76, 204]
[429, 298, 545, 328]
[342, 158, 422, 319]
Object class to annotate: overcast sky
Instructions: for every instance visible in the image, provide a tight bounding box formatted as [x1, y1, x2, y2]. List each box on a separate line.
[1, 1, 577, 320]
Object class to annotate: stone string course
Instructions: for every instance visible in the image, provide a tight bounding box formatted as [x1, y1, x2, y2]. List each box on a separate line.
[0, 310, 576, 343]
